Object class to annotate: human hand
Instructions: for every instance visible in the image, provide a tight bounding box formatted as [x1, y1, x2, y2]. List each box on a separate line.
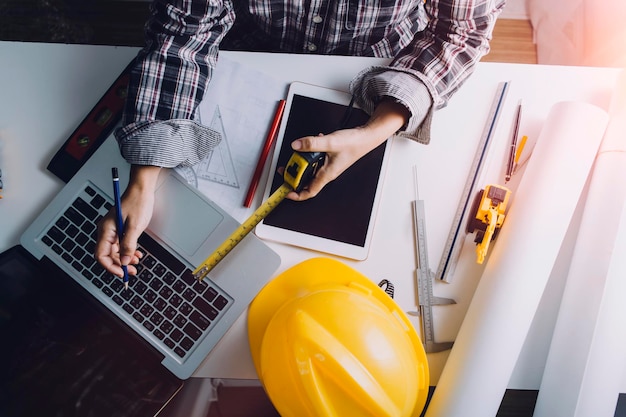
[286, 99, 409, 201]
[95, 165, 161, 277]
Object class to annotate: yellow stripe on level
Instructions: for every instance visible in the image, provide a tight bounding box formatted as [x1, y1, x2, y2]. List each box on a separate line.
[193, 182, 292, 282]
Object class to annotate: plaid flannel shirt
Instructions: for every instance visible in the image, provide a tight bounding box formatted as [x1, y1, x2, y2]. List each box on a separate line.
[116, 0, 505, 168]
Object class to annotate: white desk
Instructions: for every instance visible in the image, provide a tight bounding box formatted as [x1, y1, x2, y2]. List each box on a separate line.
[0, 42, 623, 391]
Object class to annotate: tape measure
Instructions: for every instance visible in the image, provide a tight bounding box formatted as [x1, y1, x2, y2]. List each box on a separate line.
[435, 81, 509, 282]
[193, 151, 325, 282]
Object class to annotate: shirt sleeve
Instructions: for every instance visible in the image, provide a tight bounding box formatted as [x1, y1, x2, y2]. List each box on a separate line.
[351, 0, 506, 144]
[115, 0, 235, 167]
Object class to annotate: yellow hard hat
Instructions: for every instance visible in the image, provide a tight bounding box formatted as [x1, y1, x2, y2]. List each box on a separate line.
[248, 258, 429, 417]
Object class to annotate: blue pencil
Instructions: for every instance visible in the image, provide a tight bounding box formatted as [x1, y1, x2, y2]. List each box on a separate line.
[112, 167, 129, 290]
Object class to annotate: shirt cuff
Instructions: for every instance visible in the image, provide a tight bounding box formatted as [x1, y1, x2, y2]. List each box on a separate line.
[115, 119, 222, 168]
[350, 67, 434, 144]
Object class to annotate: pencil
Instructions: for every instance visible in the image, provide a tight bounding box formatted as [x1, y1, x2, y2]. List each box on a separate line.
[505, 100, 522, 183]
[243, 99, 286, 208]
[112, 167, 129, 290]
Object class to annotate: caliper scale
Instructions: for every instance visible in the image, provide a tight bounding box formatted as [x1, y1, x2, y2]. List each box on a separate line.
[409, 167, 456, 353]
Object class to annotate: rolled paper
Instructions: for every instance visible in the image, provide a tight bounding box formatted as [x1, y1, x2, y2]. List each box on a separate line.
[534, 70, 626, 417]
[425, 100, 609, 417]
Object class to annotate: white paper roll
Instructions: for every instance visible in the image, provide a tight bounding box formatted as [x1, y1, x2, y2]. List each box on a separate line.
[533, 69, 626, 417]
[425, 101, 609, 417]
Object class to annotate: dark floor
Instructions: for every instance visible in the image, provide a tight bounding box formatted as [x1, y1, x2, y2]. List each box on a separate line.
[0, 0, 149, 46]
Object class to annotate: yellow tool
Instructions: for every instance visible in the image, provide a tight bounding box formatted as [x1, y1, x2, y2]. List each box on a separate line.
[466, 184, 512, 264]
[193, 151, 326, 282]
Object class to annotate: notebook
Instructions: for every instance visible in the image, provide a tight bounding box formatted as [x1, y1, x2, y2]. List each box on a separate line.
[0, 132, 281, 416]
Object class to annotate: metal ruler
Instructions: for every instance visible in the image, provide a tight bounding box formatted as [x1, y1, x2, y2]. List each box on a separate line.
[435, 81, 510, 282]
[409, 167, 455, 353]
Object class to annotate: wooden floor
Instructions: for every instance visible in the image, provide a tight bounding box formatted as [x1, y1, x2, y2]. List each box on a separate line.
[486, 19, 537, 64]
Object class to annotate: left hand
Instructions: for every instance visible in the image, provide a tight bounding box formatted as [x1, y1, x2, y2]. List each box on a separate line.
[286, 99, 410, 201]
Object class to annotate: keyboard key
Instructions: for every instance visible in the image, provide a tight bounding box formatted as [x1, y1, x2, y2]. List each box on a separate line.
[160, 320, 174, 334]
[172, 280, 186, 294]
[85, 186, 96, 196]
[140, 304, 155, 318]
[183, 322, 202, 341]
[180, 337, 194, 351]
[138, 233, 186, 275]
[143, 255, 157, 269]
[173, 314, 187, 328]
[73, 197, 98, 221]
[192, 296, 218, 321]
[64, 206, 84, 226]
[130, 295, 144, 309]
[153, 263, 167, 278]
[47, 226, 66, 244]
[134, 281, 148, 295]
[182, 288, 196, 302]
[170, 329, 184, 343]
[158, 286, 173, 300]
[189, 311, 211, 331]
[55, 216, 70, 230]
[163, 272, 177, 285]
[66, 224, 79, 238]
[149, 277, 163, 291]
[213, 295, 229, 311]
[150, 312, 164, 326]
[163, 306, 177, 320]
[91, 194, 105, 209]
[179, 302, 193, 316]
[144, 289, 157, 303]
[204, 287, 218, 302]
[169, 294, 183, 308]
[164, 338, 175, 349]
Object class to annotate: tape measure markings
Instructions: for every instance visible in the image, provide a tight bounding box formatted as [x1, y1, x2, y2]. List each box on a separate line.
[193, 182, 291, 281]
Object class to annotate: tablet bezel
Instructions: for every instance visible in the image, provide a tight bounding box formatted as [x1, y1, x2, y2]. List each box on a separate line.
[255, 82, 391, 260]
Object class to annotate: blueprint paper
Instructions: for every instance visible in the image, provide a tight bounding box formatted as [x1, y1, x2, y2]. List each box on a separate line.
[176, 56, 288, 222]
[425, 101, 609, 417]
[534, 69, 626, 417]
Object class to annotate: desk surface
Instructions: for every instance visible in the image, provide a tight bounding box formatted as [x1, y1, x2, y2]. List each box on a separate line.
[0, 41, 623, 391]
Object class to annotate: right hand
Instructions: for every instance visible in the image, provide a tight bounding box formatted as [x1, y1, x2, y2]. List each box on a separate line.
[95, 165, 161, 277]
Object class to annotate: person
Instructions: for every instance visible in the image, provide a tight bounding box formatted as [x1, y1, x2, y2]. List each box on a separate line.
[95, 0, 506, 277]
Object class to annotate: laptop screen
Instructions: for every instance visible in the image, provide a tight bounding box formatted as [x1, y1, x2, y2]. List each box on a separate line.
[0, 246, 182, 417]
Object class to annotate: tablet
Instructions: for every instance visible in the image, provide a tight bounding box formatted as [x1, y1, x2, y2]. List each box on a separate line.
[255, 82, 391, 260]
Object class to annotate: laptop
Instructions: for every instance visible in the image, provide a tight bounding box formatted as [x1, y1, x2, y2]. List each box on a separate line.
[0, 132, 281, 416]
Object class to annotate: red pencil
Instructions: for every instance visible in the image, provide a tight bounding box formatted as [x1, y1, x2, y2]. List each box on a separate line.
[243, 99, 286, 208]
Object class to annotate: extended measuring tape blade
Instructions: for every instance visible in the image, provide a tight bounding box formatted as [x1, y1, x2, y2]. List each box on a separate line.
[193, 183, 291, 281]
[435, 81, 509, 282]
[192, 150, 325, 282]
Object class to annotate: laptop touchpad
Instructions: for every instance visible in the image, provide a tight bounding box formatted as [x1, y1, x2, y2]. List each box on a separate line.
[150, 174, 223, 257]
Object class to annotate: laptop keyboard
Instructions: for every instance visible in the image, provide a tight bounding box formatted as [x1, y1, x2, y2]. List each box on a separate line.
[39, 182, 232, 361]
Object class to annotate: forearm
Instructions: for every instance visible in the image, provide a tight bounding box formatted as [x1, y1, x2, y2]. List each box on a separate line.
[116, 0, 234, 167]
[362, 99, 410, 146]
[392, 0, 506, 107]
